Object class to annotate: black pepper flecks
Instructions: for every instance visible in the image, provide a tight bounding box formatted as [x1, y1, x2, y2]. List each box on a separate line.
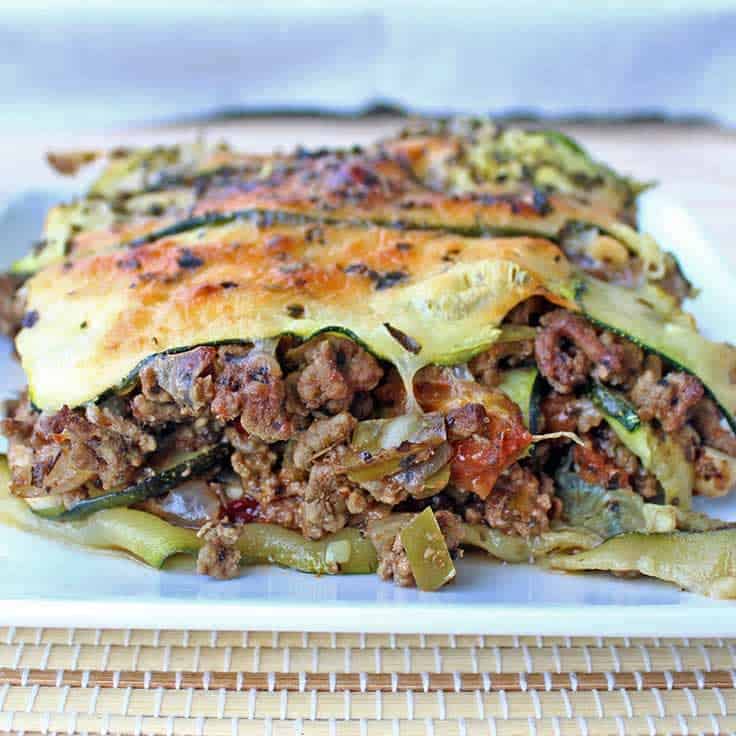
[344, 264, 408, 291]
[220, 281, 239, 289]
[373, 270, 408, 290]
[286, 304, 305, 319]
[532, 188, 552, 216]
[304, 225, 325, 244]
[177, 248, 205, 269]
[395, 241, 412, 252]
[278, 262, 307, 275]
[21, 310, 39, 329]
[344, 263, 369, 276]
[117, 255, 141, 271]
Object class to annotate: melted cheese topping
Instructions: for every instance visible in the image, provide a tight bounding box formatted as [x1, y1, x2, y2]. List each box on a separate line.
[16, 141, 662, 277]
[18, 222, 573, 411]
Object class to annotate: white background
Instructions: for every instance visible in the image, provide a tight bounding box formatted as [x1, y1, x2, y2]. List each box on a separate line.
[1, 0, 736, 133]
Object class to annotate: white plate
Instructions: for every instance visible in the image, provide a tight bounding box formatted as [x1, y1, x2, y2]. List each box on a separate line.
[0, 188, 735, 635]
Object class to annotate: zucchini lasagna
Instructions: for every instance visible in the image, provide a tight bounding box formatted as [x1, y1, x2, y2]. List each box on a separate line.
[1, 120, 734, 595]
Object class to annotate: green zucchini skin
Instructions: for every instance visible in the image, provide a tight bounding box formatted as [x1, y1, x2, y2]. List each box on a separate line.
[573, 277, 736, 432]
[589, 382, 640, 431]
[590, 385, 693, 509]
[41, 445, 229, 521]
[84, 326, 377, 411]
[555, 467, 652, 538]
[125, 208, 544, 251]
[528, 372, 545, 435]
[497, 367, 539, 429]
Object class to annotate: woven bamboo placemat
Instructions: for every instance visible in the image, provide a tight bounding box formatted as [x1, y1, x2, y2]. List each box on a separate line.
[0, 629, 734, 735]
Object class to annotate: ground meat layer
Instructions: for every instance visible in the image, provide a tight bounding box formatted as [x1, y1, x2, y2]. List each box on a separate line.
[4, 301, 736, 585]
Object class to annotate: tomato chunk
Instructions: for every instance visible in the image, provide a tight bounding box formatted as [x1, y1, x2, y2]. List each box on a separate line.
[450, 415, 531, 498]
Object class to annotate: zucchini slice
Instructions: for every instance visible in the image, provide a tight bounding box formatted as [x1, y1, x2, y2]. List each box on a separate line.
[399, 507, 456, 591]
[574, 275, 736, 431]
[24, 495, 66, 518]
[36, 445, 229, 521]
[460, 522, 602, 563]
[497, 367, 541, 431]
[11, 122, 663, 277]
[555, 467, 679, 538]
[11, 200, 118, 275]
[1, 457, 376, 573]
[591, 386, 693, 508]
[589, 382, 640, 431]
[13, 199, 652, 277]
[399, 120, 648, 216]
[608, 418, 693, 509]
[18, 224, 574, 411]
[545, 529, 736, 599]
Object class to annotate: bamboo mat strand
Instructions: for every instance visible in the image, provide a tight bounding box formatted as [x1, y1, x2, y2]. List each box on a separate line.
[0, 630, 735, 735]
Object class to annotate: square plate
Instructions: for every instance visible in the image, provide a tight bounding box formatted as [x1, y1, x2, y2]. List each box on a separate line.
[0, 187, 734, 635]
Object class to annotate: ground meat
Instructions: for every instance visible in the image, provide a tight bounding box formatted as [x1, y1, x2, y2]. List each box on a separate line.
[165, 417, 223, 452]
[540, 394, 603, 434]
[601, 437, 640, 479]
[372, 367, 407, 415]
[632, 467, 659, 499]
[212, 347, 293, 441]
[357, 477, 410, 506]
[502, 296, 549, 326]
[469, 339, 534, 387]
[288, 336, 383, 414]
[1, 418, 41, 494]
[376, 532, 415, 587]
[301, 449, 353, 539]
[349, 391, 375, 420]
[131, 395, 190, 425]
[228, 430, 280, 499]
[434, 509, 465, 550]
[484, 464, 554, 536]
[349, 498, 393, 525]
[572, 426, 661, 498]
[671, 424, 700, 464]
[0, 273, 24, 337]
[446, 403, 488, 441]
[375, 511, 464, 588]
[291, 412, 357, 470]
[629, 355, 704, 432]
[695, 447, 734, 497]
[598, 332, 644, 388]
[462, 503, 485, 526]
[3, 401, 156, 496]
[259, 497, 304, 529]
[140, 346, 216, 413]
[196, 523, 241, 579]
[85, 402, 157, 454]
[574, 442, 634, 490]
[692, 399, 736, 457]
[226, 430, 303, 530]
[534, 310, 623, 393]
[134, 345, 294, 442]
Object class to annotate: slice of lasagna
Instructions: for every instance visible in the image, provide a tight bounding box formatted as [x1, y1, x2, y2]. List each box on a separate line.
[1, 121, 734, 596]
